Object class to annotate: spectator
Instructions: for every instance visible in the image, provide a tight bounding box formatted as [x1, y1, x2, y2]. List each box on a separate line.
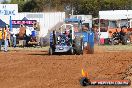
[0, 28, 2, 51]
[13, 33, 16, 48]
[3, 25, 10, 52]
[93, 26, 99, 44]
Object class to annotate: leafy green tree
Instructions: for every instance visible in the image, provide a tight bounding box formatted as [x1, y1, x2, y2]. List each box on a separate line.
[3, 0, 132, 17]
[10, 0, 25, 12]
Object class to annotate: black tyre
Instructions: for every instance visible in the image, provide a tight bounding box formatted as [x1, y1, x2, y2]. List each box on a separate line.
[53, 30, 57, 45]
[112, 39, 119, 45]
[87, 44, 94, 54]
[70, 48, 74, 55]
[108, 38, 113, 45]
[122, 36, 127, 45]
[49, 48, 54, 55]
[74, 37, 83, 55]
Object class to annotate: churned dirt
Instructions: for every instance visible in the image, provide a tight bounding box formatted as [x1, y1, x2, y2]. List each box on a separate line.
[0, 45, 132, 88]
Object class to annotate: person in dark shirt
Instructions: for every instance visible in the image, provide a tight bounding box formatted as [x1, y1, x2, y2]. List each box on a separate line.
[119, 27, 126, 41]
[0, 28, 2, 51]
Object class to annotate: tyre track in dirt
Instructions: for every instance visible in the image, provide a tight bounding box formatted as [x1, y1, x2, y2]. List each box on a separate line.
[0, 45, 132, 88]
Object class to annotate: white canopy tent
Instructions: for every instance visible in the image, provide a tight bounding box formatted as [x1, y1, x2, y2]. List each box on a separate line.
[99, 10, 132, 20]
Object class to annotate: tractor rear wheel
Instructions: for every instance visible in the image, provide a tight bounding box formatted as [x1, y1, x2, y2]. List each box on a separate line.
[53, 30, 57, 45]
[87, 43, 94, 54]
[70, 48, 74, 55]
[49, 48, 54, 55]
[74, 37, 83, 55]
[122, 36, 128, 45]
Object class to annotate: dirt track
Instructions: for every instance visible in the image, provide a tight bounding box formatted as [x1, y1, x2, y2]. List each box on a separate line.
[0, 45, 132, 88]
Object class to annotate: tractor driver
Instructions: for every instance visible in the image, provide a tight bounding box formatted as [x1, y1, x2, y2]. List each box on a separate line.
[119, 27, 126, 41]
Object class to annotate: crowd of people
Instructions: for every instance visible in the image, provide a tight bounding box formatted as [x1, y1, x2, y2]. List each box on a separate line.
[0, 25, 16, 52]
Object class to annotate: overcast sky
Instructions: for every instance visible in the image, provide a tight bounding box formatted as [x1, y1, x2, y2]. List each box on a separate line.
[0, 0, 4, 2]
[0, 0, 10, 2]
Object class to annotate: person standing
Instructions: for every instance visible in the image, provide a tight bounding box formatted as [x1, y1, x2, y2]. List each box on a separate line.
[10, 31, 16, 48]
[93, 26, 99, 44]
[13, 33, 16, 48]
[3, 25, 10, 52]
[0, 28, 3, 51]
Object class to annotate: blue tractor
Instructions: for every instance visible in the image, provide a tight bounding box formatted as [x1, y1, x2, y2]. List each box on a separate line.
[49, 18, 94, 55]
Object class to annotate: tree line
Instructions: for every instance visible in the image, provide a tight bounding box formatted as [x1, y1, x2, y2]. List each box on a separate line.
[2, 0, 132, 17]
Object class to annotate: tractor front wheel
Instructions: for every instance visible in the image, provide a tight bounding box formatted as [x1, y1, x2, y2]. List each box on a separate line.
[49, 48, 54, 55]
[122, 36, 128, 45]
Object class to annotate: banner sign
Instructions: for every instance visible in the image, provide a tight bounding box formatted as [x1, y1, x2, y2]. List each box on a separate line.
[0, 4, 18, 16]
[12, 20, 37, 25]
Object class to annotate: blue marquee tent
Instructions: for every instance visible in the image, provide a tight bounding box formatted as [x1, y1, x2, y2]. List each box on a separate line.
[0, 19, 6, 28]
[22, 17, 28, 21]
